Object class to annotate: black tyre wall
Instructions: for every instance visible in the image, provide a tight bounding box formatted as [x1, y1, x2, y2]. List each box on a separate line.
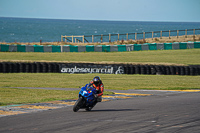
[0, 62, 3, 73]
[0, 62, 199, 75]
[2, 62, 9, 73]
[31, 63, 37, 73]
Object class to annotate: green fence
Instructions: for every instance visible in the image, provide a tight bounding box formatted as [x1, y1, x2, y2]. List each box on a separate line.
[118, 45, 126, 52]
[133, 44, 141, 51]
[179, 42, 187, 49]
[52, 46, 61, 52]
[164, 43, 172, 50]
[148, 43, 157, 50]
[17, 45, 26, 52]
[0, 42, 200, 52]
[1, 44, 9, 52]
[86, 45, 94, 52]
[70, 45, 78, 52]
[34, 45, 44, 52]
[102, 45, 110, 52]
[194, 42, 200, 48]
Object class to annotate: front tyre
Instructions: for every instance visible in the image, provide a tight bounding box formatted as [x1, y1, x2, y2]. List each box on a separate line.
[73, 97, 83, 112]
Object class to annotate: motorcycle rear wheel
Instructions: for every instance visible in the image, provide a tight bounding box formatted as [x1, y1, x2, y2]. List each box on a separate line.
[85, 101, 97, 111]
[85, 107, 92, 111]
[73, 97, 83, 112]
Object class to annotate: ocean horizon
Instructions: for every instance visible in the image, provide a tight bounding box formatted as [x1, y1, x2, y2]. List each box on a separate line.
[1, 17, 200, 43]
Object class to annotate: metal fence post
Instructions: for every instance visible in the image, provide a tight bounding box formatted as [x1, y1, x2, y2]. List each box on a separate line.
[177, 30, 179, 38]
[118, 34, 119, 41]
[135, 33, 137, 40]
[65, 36, 67, 42]
[160, 31, 162, 39]
[62, 28, 198, 44]
[193, 29, 195, 36]
[185, 29, 187, 38]
[72, 35, 74, 43]
[61, 35, 63, 42]
[143, 32, 145, 39]
[193, 29, 195, 40]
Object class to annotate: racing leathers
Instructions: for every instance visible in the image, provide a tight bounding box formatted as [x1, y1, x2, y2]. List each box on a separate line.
[88, 80, 104, 102]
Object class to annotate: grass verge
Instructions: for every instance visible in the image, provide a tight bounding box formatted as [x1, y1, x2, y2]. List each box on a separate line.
[0, 88, 79, 106]
[1, 73, 200, 90]
[1, 73, 200, 106]
[0, 48, 200, 106]
[0, 87, 113, 106]
[0, 73, 200, 106]
[0, 49, 200, 65]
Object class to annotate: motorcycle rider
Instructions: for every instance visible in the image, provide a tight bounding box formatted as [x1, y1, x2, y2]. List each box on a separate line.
[88, 76, 104, 102]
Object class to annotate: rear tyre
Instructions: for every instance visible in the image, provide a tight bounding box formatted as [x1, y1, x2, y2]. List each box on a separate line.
[85, 101, 97, 111]
[85, 107, 92, 111]
[73, 97, 83, 112]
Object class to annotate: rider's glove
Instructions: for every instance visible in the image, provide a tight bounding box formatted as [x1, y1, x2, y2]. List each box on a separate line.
[88, 83, 92, 88]
[95, 94, 98, 98]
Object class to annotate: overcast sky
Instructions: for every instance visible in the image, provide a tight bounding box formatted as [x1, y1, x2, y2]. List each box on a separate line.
[0, 0, 200, 22]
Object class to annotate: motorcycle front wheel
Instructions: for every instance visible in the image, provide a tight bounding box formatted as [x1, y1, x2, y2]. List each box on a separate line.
[73, 97, 83, 112]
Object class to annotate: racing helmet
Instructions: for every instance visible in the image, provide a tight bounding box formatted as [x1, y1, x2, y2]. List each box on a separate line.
[93, 76, 101, 86]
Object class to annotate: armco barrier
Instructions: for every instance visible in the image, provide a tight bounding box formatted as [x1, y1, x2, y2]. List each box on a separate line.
[86, 45, 94, 52]
[118, 45, 126, 52]
[179, 42, 187, 49]
[134, 44, 142, 51]
[164, 43, 172, 50]
[194, 42, 200, 48]
[148, 43, 157, 50]
[52, 45, 61, 52]
[102, 45, 110, 52]
[34, 45, 44, 52]
[17, 45, 26, 52]
[0, 62, 199, 75]
[1, 42, 199, 53]
[1, 44, 9, 52]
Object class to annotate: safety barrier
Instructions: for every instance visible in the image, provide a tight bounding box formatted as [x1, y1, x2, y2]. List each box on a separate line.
[0, 62, 199, 75]
[0, 42, 200, 52]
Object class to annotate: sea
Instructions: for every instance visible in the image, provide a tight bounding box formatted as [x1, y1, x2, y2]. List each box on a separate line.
[0, 17, 200, 43]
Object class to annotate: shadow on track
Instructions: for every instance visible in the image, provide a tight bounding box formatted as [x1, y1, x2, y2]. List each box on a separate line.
[87, 109, 140, 112]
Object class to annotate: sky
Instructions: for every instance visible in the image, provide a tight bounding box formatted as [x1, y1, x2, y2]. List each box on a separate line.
[0, 0, 200, 22]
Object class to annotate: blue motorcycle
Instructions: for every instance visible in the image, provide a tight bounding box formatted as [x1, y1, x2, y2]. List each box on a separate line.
[73, 84, 97, 112]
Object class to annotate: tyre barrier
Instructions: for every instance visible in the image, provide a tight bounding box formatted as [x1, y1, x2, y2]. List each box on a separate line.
[134, 65, 141, 74]
[0, 62, 60, 73]
[0, 62, 200, 75]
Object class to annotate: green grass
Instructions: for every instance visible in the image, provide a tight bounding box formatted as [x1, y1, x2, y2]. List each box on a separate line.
[0, 49, 200, 65]
[0, 87, 113, 106]
[1, 73, 199, 90]
[1, 49, 200, 106]
[1, 73, 199, 106]
[0, 88, 79, 106]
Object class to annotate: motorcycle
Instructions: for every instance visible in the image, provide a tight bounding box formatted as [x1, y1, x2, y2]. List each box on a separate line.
[73, 84, 97, 112]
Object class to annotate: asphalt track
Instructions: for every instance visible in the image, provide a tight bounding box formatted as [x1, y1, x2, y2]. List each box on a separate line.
[0, 89, 200, 133]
